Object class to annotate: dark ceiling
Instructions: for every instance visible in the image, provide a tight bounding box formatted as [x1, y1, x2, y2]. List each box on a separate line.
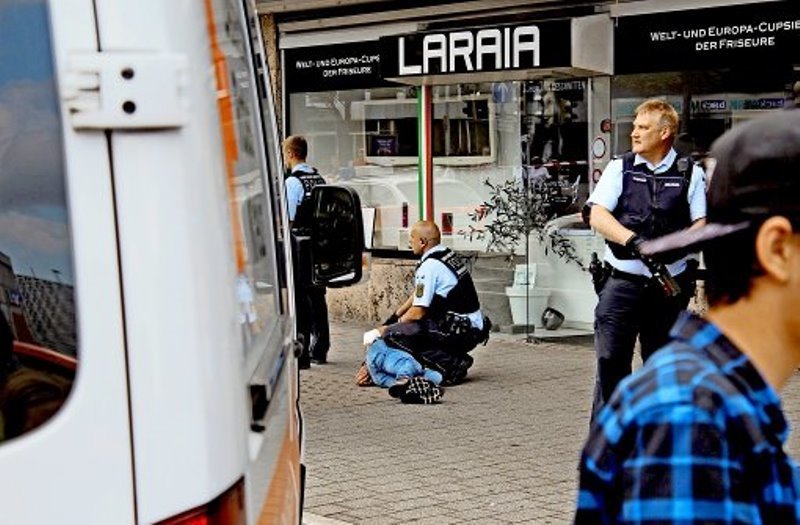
[272, 0, 609, 27]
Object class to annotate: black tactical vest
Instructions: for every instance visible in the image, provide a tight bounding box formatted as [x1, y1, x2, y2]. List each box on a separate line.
[420, 248, 480, 321]
[288, 167, 326, 231]
[608, 152, 693, 260]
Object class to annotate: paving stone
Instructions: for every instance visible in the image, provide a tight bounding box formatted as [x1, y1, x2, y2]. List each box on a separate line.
[302, 320, 800, 524]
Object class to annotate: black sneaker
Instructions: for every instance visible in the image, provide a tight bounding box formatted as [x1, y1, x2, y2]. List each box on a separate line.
[397, 377, 443, 404]
[310, 355, 327, 365]
[388, 379, 410, 399]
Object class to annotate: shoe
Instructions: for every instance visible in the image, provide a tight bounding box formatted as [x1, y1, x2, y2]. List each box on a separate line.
[441, 355, 473, 386]
[388, 379, 410, 399]
[310, 356, 327, 365]
[391, 377, 443, 404]
[298, 356, 311, 370]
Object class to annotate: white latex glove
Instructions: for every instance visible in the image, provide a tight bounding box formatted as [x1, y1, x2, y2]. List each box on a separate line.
[362, 328, 381, 346]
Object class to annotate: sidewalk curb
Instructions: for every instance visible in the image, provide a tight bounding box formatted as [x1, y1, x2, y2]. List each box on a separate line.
[303, 512, 352, 525]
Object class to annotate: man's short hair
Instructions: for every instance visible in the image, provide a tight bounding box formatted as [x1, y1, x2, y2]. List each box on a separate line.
[639, 110, 800, 305]
[704, 227, 762, 305]
[284, 135, 308, 160]
[635, 99, 679, 137]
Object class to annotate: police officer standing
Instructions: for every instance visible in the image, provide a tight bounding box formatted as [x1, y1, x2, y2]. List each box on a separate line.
[374, 220, 490, 385]
[283, 135, 329, 368]
[585, 99, 706, 420]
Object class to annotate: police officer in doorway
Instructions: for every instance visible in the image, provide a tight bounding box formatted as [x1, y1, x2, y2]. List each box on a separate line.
[374, 221, 490, 385]
[585, 99, 707, 420]
[284, 135, 329, 368]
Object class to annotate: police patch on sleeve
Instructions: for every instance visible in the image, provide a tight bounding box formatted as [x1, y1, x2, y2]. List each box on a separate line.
[415, 283, 425, 298]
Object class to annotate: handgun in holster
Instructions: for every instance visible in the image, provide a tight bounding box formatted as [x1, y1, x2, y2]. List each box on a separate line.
[588, 252, 608, 294]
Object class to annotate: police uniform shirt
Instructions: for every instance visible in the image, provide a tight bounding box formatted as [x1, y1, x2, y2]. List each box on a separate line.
[284, 163, 313, 221]
[588, 148, 706, 277]
[414, 245, 484, 330]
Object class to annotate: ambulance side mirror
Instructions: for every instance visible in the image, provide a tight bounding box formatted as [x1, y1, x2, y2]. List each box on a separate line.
[310, 185, 364, 287]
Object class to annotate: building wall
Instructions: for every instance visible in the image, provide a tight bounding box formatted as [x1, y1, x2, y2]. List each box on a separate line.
[327, 258, 416, 323]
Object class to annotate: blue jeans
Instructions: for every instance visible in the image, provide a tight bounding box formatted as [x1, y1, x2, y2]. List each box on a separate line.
[365, 339, 443, 388]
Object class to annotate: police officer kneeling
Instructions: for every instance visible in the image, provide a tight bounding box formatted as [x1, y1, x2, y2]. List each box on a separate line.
[584, 99, 707, 422]
[374, 220, 490, 386]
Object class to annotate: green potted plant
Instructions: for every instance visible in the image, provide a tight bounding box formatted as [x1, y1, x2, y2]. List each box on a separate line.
[464, 177, 585, 340]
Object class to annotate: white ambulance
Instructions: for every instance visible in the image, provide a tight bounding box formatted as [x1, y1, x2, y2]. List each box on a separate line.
[0, 0, 362, 523]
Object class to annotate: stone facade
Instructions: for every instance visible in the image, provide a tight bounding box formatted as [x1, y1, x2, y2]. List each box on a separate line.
[326, 253, 710, 329]
[326, 257, 416, 323]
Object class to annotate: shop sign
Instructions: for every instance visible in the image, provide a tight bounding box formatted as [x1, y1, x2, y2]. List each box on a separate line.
[549, 80, 585, 92]
[688, 95, 786, 113]
[731, 97, 785, 110]
[284, 41, 392, 93]
[380, 20, 571, 79]
[616, 1, 800, 74]
[691, 99, 727, 113]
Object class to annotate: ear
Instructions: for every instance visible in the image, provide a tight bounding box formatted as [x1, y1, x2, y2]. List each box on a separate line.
[755, 217, 796, 283]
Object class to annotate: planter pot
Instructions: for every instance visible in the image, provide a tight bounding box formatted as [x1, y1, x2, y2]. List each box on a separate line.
[505, 286, 550, 327]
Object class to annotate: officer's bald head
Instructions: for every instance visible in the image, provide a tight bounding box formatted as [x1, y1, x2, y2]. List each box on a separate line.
[413, 221, 440, 242]
[409, 220, 441, 255]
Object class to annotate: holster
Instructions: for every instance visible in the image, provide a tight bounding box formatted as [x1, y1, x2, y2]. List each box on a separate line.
[589, 263, 610, 294]
[439, 312, 472, 337]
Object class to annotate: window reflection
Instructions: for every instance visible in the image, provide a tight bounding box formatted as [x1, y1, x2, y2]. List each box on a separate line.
[0, 0, 76, 441]
[611, 69, 798, 159]
[289, 80, 590, 252]
[210, 0, 280, 356]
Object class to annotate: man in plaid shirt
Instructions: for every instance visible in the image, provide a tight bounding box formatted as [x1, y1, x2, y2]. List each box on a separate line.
[575, 110, 800, 524]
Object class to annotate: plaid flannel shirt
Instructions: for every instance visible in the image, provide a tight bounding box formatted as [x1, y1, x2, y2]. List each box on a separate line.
[575, 312, 800, 524]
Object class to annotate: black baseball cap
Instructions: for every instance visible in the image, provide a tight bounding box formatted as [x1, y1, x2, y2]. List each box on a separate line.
[640, 109, 800, 259]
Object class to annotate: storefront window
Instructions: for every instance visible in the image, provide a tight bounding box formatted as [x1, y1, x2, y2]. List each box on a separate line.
[289, 87, 419, 250]
[288, 77, 590, 252]
[611, 68, 798, 159]
[521, 79, 589, 215]
[429, 83, 506, 250]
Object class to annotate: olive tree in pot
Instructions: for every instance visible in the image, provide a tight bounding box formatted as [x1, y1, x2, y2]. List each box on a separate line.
[464, 177, 584, 341]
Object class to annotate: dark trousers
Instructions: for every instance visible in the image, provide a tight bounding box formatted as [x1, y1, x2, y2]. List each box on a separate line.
[307, 286, 329, 360]
[295, 284, 329, 365]
[383, 318, 483, 385]
[294, 283, 312, 368]
[591, 273, 693, 421]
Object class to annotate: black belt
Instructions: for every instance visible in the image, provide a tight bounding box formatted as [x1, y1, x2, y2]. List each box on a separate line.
[608, 267, 654, 286]
[608, 266, 685, 286]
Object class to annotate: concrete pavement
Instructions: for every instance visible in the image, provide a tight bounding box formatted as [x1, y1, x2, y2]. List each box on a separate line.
[300, 321, 800, 524]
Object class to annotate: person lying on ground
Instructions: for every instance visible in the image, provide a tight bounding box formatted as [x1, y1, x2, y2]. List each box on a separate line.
[362, 330, 443, 404]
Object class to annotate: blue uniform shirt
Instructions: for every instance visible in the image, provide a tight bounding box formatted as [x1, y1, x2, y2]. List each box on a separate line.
[284, 163, 313, 221]
[414, 245, 483, 329]
[576, 312, 800, 524]
[588, 148, 706, 276]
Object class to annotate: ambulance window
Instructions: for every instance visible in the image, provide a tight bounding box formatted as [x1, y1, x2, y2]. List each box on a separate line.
[208, 0, 280, 360]
[247, 12, 290, 317]
[0, 0, 76, 443]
